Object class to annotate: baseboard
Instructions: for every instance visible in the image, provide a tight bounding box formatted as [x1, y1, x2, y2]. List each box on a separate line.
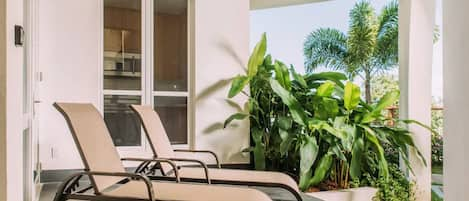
[41, 164, 252, 183]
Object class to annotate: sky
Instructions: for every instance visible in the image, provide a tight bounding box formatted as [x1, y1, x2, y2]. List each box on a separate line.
[250, 0, 443, 100]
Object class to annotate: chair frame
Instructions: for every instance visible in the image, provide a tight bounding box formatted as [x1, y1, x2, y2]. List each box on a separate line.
[53, 158, 181, 201]
[130, 105, 304, 201]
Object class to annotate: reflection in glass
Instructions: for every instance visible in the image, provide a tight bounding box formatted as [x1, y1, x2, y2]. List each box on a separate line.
[104, 95, 141, 146]
[104, 0, 142, 90]
[154, 0, 188, 91]
[154, 96, 187, 144]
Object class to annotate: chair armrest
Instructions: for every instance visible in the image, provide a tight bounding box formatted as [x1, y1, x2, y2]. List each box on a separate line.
[56, 171, 155, 201]
[173, 149, 221, 168]
[121, 157, 180, 182]
[161, 157, 211, 184]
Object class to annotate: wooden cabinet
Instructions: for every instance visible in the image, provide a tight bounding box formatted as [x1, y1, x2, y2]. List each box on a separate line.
[104, 7, 141, 53]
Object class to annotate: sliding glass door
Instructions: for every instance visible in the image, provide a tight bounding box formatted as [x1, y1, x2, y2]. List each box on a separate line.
[103, 0, 189, 151]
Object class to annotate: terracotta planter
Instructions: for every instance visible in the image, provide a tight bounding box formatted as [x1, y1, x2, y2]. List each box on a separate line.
[306, 187, 378, 201]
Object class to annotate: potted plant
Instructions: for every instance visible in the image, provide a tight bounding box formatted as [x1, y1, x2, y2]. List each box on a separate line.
[224, 34, 431, 201]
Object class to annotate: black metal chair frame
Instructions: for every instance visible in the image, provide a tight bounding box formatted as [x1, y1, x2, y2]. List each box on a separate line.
[53, 159, 180, 201]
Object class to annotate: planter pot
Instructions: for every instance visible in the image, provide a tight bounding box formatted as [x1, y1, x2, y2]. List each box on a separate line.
[306, 187, 378, 201]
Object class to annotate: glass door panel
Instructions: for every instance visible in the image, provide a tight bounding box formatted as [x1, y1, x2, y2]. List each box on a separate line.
[104, 95, 142, 146]
[154, 96, 187, 144]
[104, 0, 142, 91]
[154, 0, 189, 145]
[154, 0, 188, 92]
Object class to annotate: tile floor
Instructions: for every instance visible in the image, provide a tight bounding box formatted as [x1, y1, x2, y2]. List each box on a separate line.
[39, 182, 321, 201]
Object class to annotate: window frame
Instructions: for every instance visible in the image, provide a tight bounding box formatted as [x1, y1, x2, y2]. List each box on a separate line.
[100, 0, 192, 157]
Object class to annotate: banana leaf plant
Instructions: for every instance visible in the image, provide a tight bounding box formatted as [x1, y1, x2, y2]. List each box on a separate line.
[224, 34, 430, 191]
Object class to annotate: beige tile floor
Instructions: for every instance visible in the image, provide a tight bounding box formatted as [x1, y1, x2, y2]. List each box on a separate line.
[39, 182, 321, 201]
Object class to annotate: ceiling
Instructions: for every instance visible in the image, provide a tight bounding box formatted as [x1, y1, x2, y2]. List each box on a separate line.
[250, 0, 330, 10]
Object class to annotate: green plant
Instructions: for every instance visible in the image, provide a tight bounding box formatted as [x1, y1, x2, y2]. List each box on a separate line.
[358, 164, 416, 201]
[303, 1, 398, 103]
[225, 34, 430, 192]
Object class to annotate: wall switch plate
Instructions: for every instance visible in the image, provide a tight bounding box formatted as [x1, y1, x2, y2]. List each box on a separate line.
[14, 25, 24, 46]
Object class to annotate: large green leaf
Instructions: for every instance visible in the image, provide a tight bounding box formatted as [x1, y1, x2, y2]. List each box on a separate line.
[299, 169, 312, 191]
[274, 61, 291, 90]
[306, 72, 347, 87]
[309, 119, 345, 141]
[316, 81, 336, 97]
[270, 79, 307, 125]
[344, 82, 361, 111]
[290, 66, 307, 88]
[300, 136, 319, 175]
[248, 33, 267, 78]
[277, 116, 293, 131]
[314, 97, 339, 120]
[223, 113, 248, 128]
[361, 90, 399, 123]
[350, 137, 364, 180]
[308, 153, 333, 187]
[360, 125, 389, 179]
[375, 90, 399, 111]
[280, 134, 294, 156]
[228, 75, 249, 98]
[252, 129, 266, 170]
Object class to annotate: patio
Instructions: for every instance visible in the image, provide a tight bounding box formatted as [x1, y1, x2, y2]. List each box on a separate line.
[0, 0, 466, 201]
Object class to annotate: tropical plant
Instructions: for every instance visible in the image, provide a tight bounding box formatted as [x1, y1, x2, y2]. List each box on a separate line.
[357, 164, 416, 201]
[225, 34, 430, 191]
[303, 1, 398, 103]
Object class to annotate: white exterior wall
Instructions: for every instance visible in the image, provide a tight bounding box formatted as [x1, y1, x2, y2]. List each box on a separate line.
[399, 1, 434, 200]
[37, 0, 251, 170]
[192, 0, 250, 164]
[443, 2, 469, 200]
[37, 0, 102, 170]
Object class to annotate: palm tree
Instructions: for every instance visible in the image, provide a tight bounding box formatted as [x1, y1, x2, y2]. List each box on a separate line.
[304, 1, 398, 103]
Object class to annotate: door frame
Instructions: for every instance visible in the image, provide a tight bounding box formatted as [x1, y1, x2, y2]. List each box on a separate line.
[24, 0, 41, 199]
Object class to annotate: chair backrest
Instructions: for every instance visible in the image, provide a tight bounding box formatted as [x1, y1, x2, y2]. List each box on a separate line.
[54, 102, 126, 193]
[130, 105, 175, 173]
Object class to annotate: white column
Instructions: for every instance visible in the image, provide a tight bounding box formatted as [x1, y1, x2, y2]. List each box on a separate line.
[2, 0, 25, 200]
[399, 1, 435, 200]
[443, 2, 469, 200]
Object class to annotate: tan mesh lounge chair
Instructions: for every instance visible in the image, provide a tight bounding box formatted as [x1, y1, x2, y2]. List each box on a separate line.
[53, 102, 272, 201]
[130, 105, 304, 201]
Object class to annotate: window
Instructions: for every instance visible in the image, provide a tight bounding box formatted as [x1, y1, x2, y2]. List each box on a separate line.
[103, 0, 189, 147]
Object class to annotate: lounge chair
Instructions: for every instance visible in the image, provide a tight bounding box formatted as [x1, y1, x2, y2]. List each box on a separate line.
[130, 105, 304, 201]
[53, 102, 272, 201]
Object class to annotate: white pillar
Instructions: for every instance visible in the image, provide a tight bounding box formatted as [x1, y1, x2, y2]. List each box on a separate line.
[1, 0, 25, 200]
[399, 1, 434, 200]
[443, 2, 469, 200]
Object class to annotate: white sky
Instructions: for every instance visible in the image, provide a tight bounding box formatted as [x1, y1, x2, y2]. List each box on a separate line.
[250, 0, 443, 100]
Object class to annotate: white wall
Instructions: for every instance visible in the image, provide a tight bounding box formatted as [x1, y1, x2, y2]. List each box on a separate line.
[399, 0, 434, 200]
[443, 2, 469, 200]
[37, 0, 101, 170]
[192, 0, 250, 164]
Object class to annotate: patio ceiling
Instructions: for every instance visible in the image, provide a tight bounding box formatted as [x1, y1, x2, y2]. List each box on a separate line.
[250, 0, 330, 10]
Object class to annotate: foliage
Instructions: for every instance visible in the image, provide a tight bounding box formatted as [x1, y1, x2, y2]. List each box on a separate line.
[370, 74, 399, 104]
[356, 164, 416, 201]
[225, 35, 429, 191]
[304, 1, 399, 103]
